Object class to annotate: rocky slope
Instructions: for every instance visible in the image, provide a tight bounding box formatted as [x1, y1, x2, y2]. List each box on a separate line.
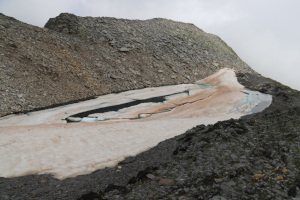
[1, 13, 299, 200]
[0, 13, 254, 117]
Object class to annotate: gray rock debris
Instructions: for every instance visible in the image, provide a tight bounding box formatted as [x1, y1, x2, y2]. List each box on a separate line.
[0, 12, 256, 117]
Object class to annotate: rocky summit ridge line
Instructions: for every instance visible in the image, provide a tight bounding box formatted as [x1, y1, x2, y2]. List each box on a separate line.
[0, 13, 254, 117]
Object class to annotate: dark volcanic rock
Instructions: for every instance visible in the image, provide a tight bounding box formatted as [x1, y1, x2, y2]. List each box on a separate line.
[0, 12, 254, 117]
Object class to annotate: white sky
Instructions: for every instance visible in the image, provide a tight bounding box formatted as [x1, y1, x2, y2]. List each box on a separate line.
[1, 0, 299, 90]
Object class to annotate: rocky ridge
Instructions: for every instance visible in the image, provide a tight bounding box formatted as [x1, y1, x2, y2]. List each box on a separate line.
[0, 13, 254, 117]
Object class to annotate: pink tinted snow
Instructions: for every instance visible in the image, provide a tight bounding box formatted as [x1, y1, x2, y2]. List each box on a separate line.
[0, 69, 269, 179]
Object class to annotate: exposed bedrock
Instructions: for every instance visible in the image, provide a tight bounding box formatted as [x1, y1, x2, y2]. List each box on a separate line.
[0, 13, 255, 117]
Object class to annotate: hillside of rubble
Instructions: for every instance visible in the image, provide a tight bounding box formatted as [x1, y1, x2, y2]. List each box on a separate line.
[1, 13, 299, 200]
[0, 13, 254, 117]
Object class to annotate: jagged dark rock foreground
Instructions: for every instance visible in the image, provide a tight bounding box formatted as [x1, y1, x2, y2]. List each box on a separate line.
[0, 13, 299, 200]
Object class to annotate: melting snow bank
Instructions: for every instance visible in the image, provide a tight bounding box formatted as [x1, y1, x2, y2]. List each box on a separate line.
[0, 69, 272, 180]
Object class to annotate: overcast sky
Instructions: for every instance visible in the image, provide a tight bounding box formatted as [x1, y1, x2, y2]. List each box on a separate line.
[1, 0, 299, 90]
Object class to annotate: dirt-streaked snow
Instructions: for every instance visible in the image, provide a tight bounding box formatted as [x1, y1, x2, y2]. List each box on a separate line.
[0, 69, 272, 179]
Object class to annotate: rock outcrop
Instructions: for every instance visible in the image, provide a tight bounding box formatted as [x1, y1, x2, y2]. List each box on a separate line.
[0, 13, 254, 117]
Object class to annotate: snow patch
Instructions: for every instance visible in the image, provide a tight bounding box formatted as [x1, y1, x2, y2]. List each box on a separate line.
[0, 68, 272, 179]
